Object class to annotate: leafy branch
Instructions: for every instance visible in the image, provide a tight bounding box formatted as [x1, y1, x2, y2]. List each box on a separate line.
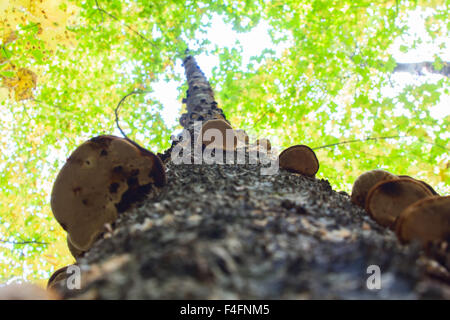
[94, 0, 154, 47]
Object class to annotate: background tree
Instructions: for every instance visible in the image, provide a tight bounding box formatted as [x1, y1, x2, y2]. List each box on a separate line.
[0, 0, 448, 286]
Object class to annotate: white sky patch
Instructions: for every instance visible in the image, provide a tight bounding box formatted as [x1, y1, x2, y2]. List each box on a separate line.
[390, 7, 450, 62]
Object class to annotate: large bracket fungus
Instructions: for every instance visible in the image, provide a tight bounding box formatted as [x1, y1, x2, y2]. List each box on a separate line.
[398, 175, 439, 196]
[67, 234, 84, 259]
[198, 119, 237, 151]
[351, 170, 398, 208]
[395, 196, 450, 246]
[365, 178, 434, 228]
[278, 145, 319, 177]
[51, 135, 166, 252]
[47, 265, 72, 291]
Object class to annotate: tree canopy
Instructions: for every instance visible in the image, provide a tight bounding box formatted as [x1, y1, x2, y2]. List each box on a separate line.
[0, 0, 448, 285]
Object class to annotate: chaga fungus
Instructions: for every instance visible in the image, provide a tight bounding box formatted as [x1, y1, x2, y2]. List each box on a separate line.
[51, 135, 166, 252]
[351, 169, 398, 208]
[278, 145, 319, 177]
[199, 119, 236, 151]
[395, 196, 450, 246]
[398, 175, 439, 196]
[365, 178, 433, 228]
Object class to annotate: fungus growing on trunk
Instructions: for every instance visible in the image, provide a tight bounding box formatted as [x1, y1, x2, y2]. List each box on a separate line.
[351, 170, 398, 208]
[395, 196, 450, 246]
[365, 178, 433, 228]
[67, 234, 84, 259]
[47, 265, 71, 291]
[51, 135, 166, 252]
[278, 145, 319, 177]
[198, 119, 236, 151]
[397, 175, 439, 196]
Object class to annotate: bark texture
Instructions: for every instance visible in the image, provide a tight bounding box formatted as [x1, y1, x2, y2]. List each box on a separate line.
[57, 159, 449, 299]
[53, 56, 450, 300]
[158, 55, 228, 162]
[179, 55, 228, 130]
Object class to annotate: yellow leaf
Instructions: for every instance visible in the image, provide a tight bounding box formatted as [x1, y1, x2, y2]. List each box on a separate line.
[2, 29, 17, 44]
[13, 68, 37, 101]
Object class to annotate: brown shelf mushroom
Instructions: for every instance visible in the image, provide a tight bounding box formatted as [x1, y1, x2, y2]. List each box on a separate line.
[365, 178, 434, 228]
[67, 234, 84, 259]
[398, 175, 439, 196]
[278, 145, 319, 177]
[51, 135, 166, 251]
[47, 265, 71, 291]
[351, 170, 397, 208]
[395, 196, 450, 246]
[198, 119, 236, 151]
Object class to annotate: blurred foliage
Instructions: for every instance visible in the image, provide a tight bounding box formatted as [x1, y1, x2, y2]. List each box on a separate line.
[0, 0, 448, 284]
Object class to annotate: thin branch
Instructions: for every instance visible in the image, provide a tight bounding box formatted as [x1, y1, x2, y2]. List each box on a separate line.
[312, 135, 407, 150]
[95, 1, 154, 47]
[394, 61, 450, 78]
[312, 135, 449, 151]
[94, 0, 104, 22]
[33, 99, 72, 113]
[253, 110, 269, 125]
[0, 239, 48, 246]
[114, 89, 146, 139]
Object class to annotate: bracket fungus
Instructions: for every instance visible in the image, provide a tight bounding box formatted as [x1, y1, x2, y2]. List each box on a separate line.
[351, 170, 398, 208]
[278, 145, 319, 177]
[47, 265, 72, 291]
[398, 175, 439, 196]
[198, 119, 237, 151]
[51, 135, 166, 252]
[395, 196, 450, 246]
[67, 234, 84, 259]
[365, 178, 434, 228]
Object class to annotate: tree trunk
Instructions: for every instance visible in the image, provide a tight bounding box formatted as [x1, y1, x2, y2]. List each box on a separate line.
[394, 61, 450, 77]
[56, 56, 449, 300]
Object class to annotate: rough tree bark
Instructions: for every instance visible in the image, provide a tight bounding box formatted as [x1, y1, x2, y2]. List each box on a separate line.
[56, 55, 449, 300]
